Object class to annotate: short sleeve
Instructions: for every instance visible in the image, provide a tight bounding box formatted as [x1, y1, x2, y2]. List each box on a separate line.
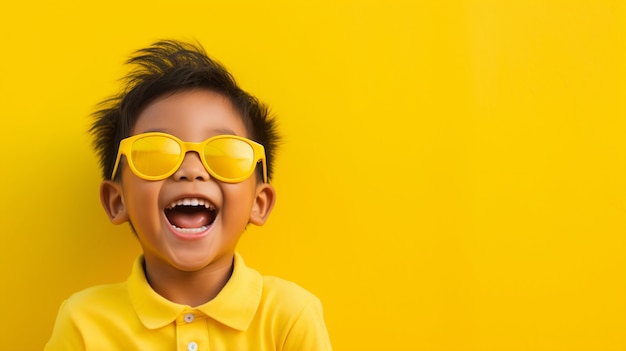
[282, 297, 333, 351]
[44, 299, 85, 351]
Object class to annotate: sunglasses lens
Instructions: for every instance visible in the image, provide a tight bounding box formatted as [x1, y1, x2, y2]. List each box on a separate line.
[131, 135, 181, 177]
[204, 138, 254, 180]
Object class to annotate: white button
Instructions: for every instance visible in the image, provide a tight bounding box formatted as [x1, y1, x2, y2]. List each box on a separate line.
[184, 313, 194, 323]
[187, 341, 198, 351]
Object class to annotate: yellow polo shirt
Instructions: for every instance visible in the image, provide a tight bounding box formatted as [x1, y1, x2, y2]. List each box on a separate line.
[45, 253, 332, 351]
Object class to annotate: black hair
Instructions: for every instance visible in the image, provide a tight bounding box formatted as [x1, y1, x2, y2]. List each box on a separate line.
[90, 39, 279, 182]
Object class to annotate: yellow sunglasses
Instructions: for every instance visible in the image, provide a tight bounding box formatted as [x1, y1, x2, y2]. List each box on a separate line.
[111, 132, 267, 183]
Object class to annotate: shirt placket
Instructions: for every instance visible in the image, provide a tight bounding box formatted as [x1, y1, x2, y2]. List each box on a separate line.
[176, 309, 209, 351]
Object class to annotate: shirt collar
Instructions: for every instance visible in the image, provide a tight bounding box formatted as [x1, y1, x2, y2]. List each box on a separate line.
[127, 253, 263, 331]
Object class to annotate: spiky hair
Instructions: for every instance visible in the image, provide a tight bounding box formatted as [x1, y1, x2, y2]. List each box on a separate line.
[90, 39, 279, 181]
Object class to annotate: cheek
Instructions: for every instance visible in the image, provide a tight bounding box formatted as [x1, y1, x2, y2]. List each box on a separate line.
[121, 177, 162, 223]
[222, 183, 257, 219]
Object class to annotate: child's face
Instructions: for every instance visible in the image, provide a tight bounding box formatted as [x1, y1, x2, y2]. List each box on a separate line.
[100, 89, 275, 273]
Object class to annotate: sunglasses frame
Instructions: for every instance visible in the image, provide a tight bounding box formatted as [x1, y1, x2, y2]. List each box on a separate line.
[111, 132, 267, 183]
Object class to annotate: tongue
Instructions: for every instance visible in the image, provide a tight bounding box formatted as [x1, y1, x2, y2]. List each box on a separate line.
[167, 210, 211, 229]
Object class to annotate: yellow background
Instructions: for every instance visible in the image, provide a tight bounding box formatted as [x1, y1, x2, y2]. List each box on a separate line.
[1, 1, 625, 350]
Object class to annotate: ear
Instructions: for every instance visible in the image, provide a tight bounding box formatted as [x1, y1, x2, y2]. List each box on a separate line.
[100, 180, 129, 225]
[249, 183, 276, 226]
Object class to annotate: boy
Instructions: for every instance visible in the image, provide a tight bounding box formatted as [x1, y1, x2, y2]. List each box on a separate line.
[45, 40, 332, 350]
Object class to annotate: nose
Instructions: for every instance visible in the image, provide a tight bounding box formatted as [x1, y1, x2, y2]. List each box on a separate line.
[172, 151, 210, 181]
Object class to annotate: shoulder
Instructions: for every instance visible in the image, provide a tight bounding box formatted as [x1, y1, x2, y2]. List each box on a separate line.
[224, 254, 332, 349]
[59, 282, 131, 319]
[45, 282, 130, 351]
[65, 282, 128, 306]
[257, 274, 326, 326]
[233, 253, 321, 312]
[259, 276, 332, 350]
[262, 275, 320, 305]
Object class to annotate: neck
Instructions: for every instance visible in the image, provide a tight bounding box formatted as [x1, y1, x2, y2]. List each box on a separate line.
[142, 256, 234, 307]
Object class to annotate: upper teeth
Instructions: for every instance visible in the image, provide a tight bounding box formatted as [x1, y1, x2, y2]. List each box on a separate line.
[167, 198, 214, 210]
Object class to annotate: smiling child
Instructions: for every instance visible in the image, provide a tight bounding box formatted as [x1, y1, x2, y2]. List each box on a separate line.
[45, 40, 332, 351]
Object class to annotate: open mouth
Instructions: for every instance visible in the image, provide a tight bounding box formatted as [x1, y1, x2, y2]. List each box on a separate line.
[164, 198, 217, 234]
